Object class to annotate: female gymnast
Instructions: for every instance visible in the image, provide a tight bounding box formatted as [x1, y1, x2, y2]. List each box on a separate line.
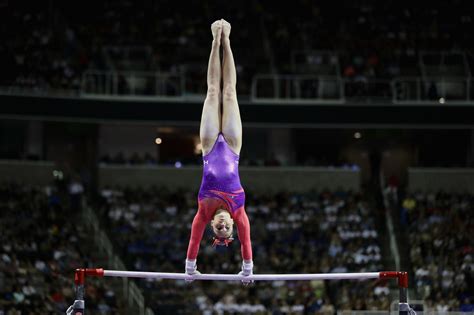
[66, 20, 253, 315]
[185, 19, 253, 284]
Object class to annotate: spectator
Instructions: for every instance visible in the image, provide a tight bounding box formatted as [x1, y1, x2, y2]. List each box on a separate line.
[406, 191, 473, 311]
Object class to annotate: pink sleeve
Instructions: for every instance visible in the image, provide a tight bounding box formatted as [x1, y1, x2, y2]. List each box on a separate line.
[233, 208, 253, 261]
[186, 207, 211, 260]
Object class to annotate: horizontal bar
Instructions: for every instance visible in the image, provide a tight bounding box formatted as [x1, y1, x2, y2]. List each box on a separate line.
[103, 270, 381, 281]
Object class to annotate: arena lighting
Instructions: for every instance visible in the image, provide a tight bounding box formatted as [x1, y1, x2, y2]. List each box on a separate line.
[53, 170, 64, 179]
[69, 269, 416, 315]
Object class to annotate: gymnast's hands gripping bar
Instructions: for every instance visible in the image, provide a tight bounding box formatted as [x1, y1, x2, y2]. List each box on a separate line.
[74, 268, 408, 287]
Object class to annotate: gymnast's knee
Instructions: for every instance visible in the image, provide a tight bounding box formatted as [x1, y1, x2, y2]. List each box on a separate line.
[206, 85, 220, 100]
[223, 86, 237, 101]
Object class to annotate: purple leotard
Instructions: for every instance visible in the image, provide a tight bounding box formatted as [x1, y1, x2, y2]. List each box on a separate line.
[189, 133, 252, 260]
[198, 133, 245, 213]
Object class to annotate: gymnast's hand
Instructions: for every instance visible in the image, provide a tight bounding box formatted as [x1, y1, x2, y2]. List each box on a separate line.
[185, 259, 201, 282]
[238, 260, 254, 286]
[66, 300, 84, 314]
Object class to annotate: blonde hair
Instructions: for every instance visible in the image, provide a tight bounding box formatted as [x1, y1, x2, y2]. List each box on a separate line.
[211, 209, 234, 239]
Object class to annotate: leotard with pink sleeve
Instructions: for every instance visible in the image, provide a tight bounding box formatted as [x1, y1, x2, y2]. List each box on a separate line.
[186, 133, 252, 261]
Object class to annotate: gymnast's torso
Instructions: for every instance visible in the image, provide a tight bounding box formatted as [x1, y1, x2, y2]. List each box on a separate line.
[198, 133, 245, 213]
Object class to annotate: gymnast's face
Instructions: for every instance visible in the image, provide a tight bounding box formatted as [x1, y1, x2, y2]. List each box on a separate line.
[211, 209, 234, 239]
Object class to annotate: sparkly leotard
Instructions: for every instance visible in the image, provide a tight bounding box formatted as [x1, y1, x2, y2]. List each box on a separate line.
[198, 133, 245, 212]
[187, 133, 252, 260]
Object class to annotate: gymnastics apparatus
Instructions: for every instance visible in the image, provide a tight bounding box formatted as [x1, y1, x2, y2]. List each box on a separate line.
[67, 20, 417, 315]
[68, 268, 416, 314]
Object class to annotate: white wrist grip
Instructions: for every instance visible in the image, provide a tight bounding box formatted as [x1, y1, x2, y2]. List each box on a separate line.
[241, 260, 253, 275]
[185, 259, 197, 274]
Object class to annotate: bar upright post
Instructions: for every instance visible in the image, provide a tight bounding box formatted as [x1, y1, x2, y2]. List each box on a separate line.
[398, 272, 409, 315]
[73, 269, 86, 315]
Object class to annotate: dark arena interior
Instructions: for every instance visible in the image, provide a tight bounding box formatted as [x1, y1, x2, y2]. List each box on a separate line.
[0, 0, 473, 314]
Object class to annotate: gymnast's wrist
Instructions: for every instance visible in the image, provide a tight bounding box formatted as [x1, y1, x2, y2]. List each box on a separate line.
[185, 259, 197, 273]
[242, 260, 253, 273]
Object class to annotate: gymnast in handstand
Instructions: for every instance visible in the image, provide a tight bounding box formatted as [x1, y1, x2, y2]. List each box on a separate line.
[184, 19, 253, 283]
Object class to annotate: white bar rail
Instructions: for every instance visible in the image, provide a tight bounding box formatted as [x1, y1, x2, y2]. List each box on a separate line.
[103, 270, 380, 281]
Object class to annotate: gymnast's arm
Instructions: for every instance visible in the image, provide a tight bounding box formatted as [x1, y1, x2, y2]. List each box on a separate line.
[234, 207, 253, 262]
[185, 206, 210, 275]
[234, 208, 254, 284]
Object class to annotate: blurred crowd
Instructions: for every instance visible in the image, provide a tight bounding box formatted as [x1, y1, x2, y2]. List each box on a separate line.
[1, 177, 473, 314]
[1, 0, 472, 99]
[0, 1, 263, 96]
[265, 0, 473, 74]
[96, 186, 389, 314]
[98, 151, 362, 168]
[402, 191, 474, 312]
[0, 182, 119, 314]
[98, 151, 277, 167]
[99, 152, 159, 166]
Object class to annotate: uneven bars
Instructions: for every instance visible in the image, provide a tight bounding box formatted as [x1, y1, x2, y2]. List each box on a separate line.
[104, 270, 380, 281]
[71, 269, 410, 315]
[74, 268, 408, 286]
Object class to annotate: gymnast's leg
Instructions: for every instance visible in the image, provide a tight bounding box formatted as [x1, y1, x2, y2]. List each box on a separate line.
[220, 20, 254, 281]
[200, 20, 223, 155]
[221, 19, 243, 155]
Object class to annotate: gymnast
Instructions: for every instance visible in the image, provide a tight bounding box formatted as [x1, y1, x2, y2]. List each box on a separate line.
[184, 19, 253, 284]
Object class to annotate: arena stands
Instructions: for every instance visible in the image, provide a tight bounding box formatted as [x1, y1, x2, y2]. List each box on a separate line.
[0, 1, 473, 314]
[96, 185, 389, 314]
[403, 191, 474, 312]
[0, 1, 266, 96]
[1, 0, 472, 101]
[0, 182, 120, 314]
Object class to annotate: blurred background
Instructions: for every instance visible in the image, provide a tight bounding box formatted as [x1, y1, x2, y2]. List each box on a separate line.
[0, 0, 473, 314]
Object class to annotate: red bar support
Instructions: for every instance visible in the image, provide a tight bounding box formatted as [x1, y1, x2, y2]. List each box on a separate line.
[85, 268, 105, 277]
[75, 269, 85, 285]
[75, 268, 104, 285]
[379, 271, 408, 288]
[397, 271, 408, 288]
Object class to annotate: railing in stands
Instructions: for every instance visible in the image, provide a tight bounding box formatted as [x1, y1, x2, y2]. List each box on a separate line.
[80, 70, 187, 100]
[82, 205, 155, 315]
[419, 51, 471, 78]
[392, 77, 472, 104]
[77, 71, 474, 105]
[290, 50, 342, 76]
[250, 74, 345, 104]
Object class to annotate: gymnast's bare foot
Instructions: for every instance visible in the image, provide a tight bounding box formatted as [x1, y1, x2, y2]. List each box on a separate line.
[221, 19, 231, 41]
[211, 20, 223, 45]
